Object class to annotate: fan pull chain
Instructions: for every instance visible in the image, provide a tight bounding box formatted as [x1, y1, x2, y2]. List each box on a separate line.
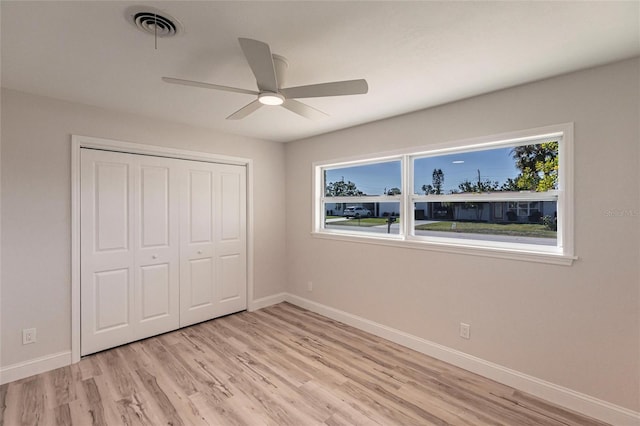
[154, 13, 158, 50]
[153, 13, 158, 50]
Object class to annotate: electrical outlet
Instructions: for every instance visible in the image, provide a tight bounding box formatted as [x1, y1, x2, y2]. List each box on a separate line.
[307, 281, 313, 292]
[23, 328, 37, 345]
[459, 323, 470, 340]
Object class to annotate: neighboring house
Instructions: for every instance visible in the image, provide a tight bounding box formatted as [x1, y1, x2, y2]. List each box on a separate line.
[416, 200, 556, 223]
[326, 202, 399, 217]
[328, 200, 555, 223]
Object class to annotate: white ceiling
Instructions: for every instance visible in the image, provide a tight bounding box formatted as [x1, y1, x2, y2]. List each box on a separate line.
[2, 1, 638, 142]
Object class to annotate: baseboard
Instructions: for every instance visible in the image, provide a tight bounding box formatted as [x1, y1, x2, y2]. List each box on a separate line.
[0, 351, 71, 385]
[284, 293, 640, 426]
[248, 292, 287, 312]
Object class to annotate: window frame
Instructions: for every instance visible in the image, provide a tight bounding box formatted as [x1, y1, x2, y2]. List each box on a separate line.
[312, 123, 575, 266]
[315, 155, 406, 238]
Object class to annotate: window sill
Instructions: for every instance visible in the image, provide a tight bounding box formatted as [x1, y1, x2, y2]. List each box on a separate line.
[311, 231, 576, 266]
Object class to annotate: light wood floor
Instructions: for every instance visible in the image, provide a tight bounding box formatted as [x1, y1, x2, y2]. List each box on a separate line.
[1, 302, 607, 426]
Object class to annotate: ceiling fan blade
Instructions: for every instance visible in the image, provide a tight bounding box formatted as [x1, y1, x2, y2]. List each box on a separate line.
[238, 38, 279, 92]
[281, 100, 328, 120]
[281, 79, 368, 99]
[162, 77, 259, 95]
[226, 99, 263, 120]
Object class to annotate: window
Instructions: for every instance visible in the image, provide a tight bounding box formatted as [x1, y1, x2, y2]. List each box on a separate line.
[322, 160, 402, 236]
[314, 124, 574, 265]
[508, 201, 541, 218]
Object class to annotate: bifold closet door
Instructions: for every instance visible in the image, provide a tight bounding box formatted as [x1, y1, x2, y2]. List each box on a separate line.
[81, 149, 247, 356]
[81, 149, 180, 356]
[179, 161, 247, 327]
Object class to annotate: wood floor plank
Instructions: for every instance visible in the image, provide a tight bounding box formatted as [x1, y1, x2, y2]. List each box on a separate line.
[0, 383, 7, 425]
[42, 365, 78, 410]
[135, 368, 185, 426]
[123, 342, 210, 426]
[94, 350, 138, 401]
[0, 382, 21, 426]
[18, 376, 45, 425]
[188, 392, 245, 426]
[67, 394, 94, 426]
[166, 341, 236, 405]
[300, 380, 385, 426]
[51, 403, 72, 426]
[82, 377, 113, 426]
[230, 312, 349, 388]
[139, 338, 199, 397]
[77, 354, 103, 381]
[0, 302, 611, 426]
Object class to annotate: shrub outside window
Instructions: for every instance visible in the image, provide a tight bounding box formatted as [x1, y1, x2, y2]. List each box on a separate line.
[313, 124, 574, 265]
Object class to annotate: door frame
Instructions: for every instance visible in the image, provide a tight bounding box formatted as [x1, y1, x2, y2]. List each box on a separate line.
[71, 135, 254, 363]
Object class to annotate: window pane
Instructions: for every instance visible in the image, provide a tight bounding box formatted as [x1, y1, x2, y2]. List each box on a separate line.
[324, 202, 401, 235]
[413, 141, 559, 195]
[325, 160, 401, 196]
[414, 201, 557, 246]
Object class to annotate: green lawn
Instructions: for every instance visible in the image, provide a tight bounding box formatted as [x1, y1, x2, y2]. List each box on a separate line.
[327, 217, 399, 227]
[414, 221, 556, 238]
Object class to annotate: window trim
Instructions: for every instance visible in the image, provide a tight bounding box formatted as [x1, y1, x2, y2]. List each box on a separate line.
[312, 123, 575, 266]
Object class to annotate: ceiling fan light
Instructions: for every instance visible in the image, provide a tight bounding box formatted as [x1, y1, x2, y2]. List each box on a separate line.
[258, 92, 285, 106]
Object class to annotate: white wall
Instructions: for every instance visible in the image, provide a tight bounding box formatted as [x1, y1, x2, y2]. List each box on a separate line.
[285, 58, 640, 411]
[0, 89, 287, 368]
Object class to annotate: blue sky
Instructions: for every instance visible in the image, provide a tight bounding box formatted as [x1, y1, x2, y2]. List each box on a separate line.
[325, 146, 520, 195]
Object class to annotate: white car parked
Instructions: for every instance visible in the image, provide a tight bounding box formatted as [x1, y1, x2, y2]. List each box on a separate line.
[343, 206, 372, 218]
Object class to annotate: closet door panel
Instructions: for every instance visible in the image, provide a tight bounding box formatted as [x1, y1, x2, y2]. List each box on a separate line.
[219, 254, 242, 300]
[81, 149, 135, 356]
[215, 166, 247, 315]
[188, 170, 213, 243]
[140, 166, 170, 247]
[179, 163, 217, 327]
[188, 258, 214, 307]
[94, 161, 129, 251]
[94, 269, 130, 331]
[220, 172, 242, 241]
[140, 264, 170, 319]
[134, 158, 180, 338]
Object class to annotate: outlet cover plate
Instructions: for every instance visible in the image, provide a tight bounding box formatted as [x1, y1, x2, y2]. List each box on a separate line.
[22, 328, 37, 345]
[459, 323, 470, 339]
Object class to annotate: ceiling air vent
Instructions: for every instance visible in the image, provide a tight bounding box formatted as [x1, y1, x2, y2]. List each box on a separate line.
[127, 6, 181, 38]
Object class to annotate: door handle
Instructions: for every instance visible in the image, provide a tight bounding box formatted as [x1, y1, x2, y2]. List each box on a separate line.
[152, 255, 158, 259]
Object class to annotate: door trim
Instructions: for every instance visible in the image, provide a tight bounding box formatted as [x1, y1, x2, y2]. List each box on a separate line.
[71, 135, 254, 363]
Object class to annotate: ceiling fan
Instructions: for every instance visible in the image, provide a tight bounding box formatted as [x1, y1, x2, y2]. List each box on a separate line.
[162, 38, 368, 120]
